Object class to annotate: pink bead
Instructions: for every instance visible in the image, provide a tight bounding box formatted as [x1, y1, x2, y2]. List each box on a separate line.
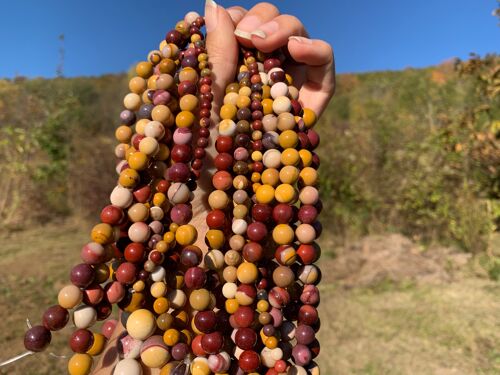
[173, 128, 193, 145]
[80, 242, 105, 265]
[101, 319, 118, 339]
[105, 281, 125, 304]
[128, 222, 151, 243]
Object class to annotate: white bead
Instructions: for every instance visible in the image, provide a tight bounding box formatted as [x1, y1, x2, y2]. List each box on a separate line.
[263, 149, 282, 169]
[149, 206, 164, 221]
[113, 358, 143, 375]
[128, 222, 150, 243]
[289, 85, 300, 100]
[121, 335, 143, 359]
[222, 282, 238, 299]
[270, 82, 289, 99]
[116, 160, 128, 175]
[73, 305, 97, 329]
[218, 119, 237, 136]
[144, 121, 165, 139]
[150, 266, 166, 282]
[232, 219, 248, 235]
[259, 71, 269, 86]
[110, 185, 133, 208]
[272, 96, 292, 115]
[184, 11, 200, 24]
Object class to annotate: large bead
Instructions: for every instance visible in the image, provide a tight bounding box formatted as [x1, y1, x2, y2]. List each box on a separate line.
[24, 325, 51, 352]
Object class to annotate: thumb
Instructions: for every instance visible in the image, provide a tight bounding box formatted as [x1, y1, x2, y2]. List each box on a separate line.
[205, 0, 238, 109]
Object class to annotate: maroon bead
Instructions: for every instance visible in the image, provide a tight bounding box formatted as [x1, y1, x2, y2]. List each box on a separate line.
[181, 55, 197, 68]
[201, 331, 223, 354]
[149, 250, 164, 265]
[194, 147, 206, 159]
[298, 305, 319, 326]
[178, 81, 196, 96]
[199, 127, 210, 138]
[307, 130, 320, 150]
[298, 205, 318, 224]
[214, 153, 233, 171]
[233, 306, 255, 328]
[239, 350, 260, 372]
[171, 342, 190, 361]
[194, 311, 217, 333]
[115, 262, 137, 285]
[246, 222, 268, 242]
[215, 136, 233, 153]
[292, 344, 312, 366]
[171, 144, 193, 163]
[171, 203, 193, 225]
[165, 29, 183, 45]
[192, 158, 203, 170]
[243, 242, 264, 262]
[100, 205, 124, 225]
[264, 58, 281, 72]
[270, 70, 286, 83]
[235, 327, 257, 350]
[95, 300, 112, 321]
[252, 204, 272, 222]
[70, 263, 95, 288]
[42, 305, 69, 331]
[184, 267, 207, 289]
[180, 245, 203, 267]
[24, 325, 51, 352]
[291, 99, 302, 116]
[295, 325, 315, 345]
[166, 162, 190, 182]
[124, 243, 145, 263]
[69, 329, 94, 353]
[206, 209, 226, 229]
[272, 203, 293, 224]
[197, 137, 209, 148]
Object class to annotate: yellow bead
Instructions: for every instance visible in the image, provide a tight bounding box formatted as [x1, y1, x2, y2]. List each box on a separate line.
[262, 85, 271, 99]
[255, 184, 275, 204]
[285, 73, 293, 85]
[281, 148, 300, 166]
[123, 292, 145, 313]
[127, 309, 156, 340]
[257, 299, 269, 312]
[275, 184, 297, 203]
[208, 190, 230, 209]
[189, 289, 211, 311]
[225, 298, 240, 314]
[153, 192, 167, 207]
[265, 336, 279, 349]
[237, 262, 258, 284]
[236, 95, 251, 109]
[91, 223, 114, 245]
[156, 240, 168, 253]
[279, 165, 300, 184]
[205, 229, 225, 249]
[272, 224, 295, 245]
[154, 297, 170, 314]
[262, 98, 274, 115]
[279, 130, 299, 148]
[175, 225, 197, 246]
[119, 168, 140, 188]
[220, 103, 237, 120]
[151, 281, 167, 298]
[133, 280, 146, 292]
[169, 223, 179, 233]
[252, 151, 263, 161]
[179, 94, 199, 111]
[299, 149, 313, 167]
[128, 151, 149, 171]
[251, 172, 261, 183]
[136, 61, 153, 78]
[191, 358, 211, 375]
[86, 333, 106, 356]
[156, 144, 170, 160]
[300, 167, 318, 186]
[175, 110, 195, 128]
[252, 182, 262, 193]
[68, 353, 92, 375]
[115, 125, 133, 143]
[233, 175, 249, 190]
[238, 86, 251, 97]
[163, 328, 180, 346]
[163, 231, 175, 243]
[261, 168, 280, 186]
[302, 108, 317, 128]
[129, 76, 147, 94]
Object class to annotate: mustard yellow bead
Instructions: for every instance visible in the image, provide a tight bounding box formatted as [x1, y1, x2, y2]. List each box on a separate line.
[225, 298, 240, 314]
[189, 288, 211, 311]
[208, 190, 230, 209]
[154, 297, 170, 314]
[251, 172, 261, 183]
[180, 329, 193, 345]
[299, 149, 313, 167]
[119, 168, 140, 188]
[279, 130, 299, 148]
[163, 328, 180, 346]
[265, 336, 279, 349]
[169, 223, 179, 233]
[86, 333, 106, 356]
[252, 151, 263, 161]
[272, 224, 295, 245]
[91, 223, 114, 245]
[175, 225, 197, 246]
[163, 231, 175, 243]
[129, 76, 147, 94]
[153, 192, 167, 207]
[133, 280, 146, 292]
[115, 125, 133, 143]
[302, 108, 317, 128]
[281, 148, 300, 166]
[233, 175, 249, 190]
[262, 85, 271, 99]
[279, 165, 300, 184]
[220, 103, 237, 120]
[252, 182, 262, 193]
[151, 281, 167, 298]
[191, 358, 211, 375]
[238, 86, 252, 97]
[205, 229, 225, 249]
[128, 151, 149, 171]
[236, 95, 251, 109]
[285, 73, 293, 85]
[262, 98, 274, 115]
[237, 262, 258, 284]
[300, 167, 319, 186]
[261, 168, 280, 186]
[257, 299, 270, 312]
[156, 240, 168, 253]
[156, 143, 170, 160]
[179, 94, 199, 111]
[175, 110, 195, 128]
[275, 184, 297, 203]
[68, 353, 92, 375]
[136, 61, 154, 78]
[123, 292, 146, 313]
[256, 184, 275, 204]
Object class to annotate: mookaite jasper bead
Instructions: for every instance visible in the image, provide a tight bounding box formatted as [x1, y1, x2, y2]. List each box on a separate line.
[43, 305, 69, 331]
[69, 329, 94, 353]
[24, 325, 51, 352]
[68, 353, 93, 375]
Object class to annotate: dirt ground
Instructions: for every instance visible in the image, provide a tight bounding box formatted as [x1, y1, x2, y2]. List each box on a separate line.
[0, 222, 499, 375]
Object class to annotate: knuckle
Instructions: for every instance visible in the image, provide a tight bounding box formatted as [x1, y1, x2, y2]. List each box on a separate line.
[254, 2, 280, 16]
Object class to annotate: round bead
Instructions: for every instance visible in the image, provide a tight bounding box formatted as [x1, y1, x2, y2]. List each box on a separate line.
[68, 353, 93, 375]
[43, 305, 69, 331]
[69, 329, 94, 353]
[236, 262, 258, 284]
[272, 224, 295, 245]
[24, 325, 51, 352]
[58, 285, 83, 309]
[239, 350, 261, 372]
[126, 309, 156, 340]
[189, 288, 211, 311]
[113, 358, 142, 375]
[73, 305, 97, 329]
[141, 335, 170, 368]
[175, 224, 197, 246]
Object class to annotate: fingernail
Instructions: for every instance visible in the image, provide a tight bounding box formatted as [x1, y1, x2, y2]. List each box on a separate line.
[289, 36, 313, 44]
[227, 8, 245, 22]
[252, 21, 279, 39]
[205, 0, 218, 32]
[234, 29, 252, 40]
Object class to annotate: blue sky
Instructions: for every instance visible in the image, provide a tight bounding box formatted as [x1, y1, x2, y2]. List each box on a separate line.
[0, 0, 498, 78]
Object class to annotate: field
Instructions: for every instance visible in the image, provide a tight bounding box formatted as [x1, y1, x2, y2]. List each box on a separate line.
[1, 222, 499, 375]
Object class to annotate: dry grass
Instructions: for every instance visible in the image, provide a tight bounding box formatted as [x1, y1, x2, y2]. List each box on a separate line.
[0, 222, 499, 374]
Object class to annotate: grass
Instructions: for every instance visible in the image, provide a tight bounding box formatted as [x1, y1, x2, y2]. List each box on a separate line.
[1, 222, 499, 374]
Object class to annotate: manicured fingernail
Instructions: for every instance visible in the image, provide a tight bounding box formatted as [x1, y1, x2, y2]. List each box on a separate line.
[205, 0, 218, 32]
[252, 21, 279, 39]
[289, 36, 313, 44]
[234, 29, 252, 40]
[227, 8, 245, 22]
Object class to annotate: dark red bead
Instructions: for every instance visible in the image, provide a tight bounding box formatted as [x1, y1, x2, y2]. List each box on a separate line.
[149, 250, 164, 265]
[201, 331, 223, 354]
[180, 245, 203, 267]
[235, 327, 257, 350]
[295, 325, 315, 345]
[194, 310, 217, 333]
[264, 58, 281, 72]
[115, 262, 137, 284]
[132, 134, 145, 149]
[165, 29, 183, 45]
[246, 222, 268, 242]
[199, 127, 210, 138]
[24, 325, 51, 352]
[298, 205, 318, 224]
[298, 305, 319, 325]
[171, 144, 193, 163]
[69, 329, 94, 353]
[42, 305, 69, 331]
[206, 209, 226, 229]
[100, 205, 124, 225]
[170, 203, 193, 225]
[239, 350, 260, 372]
[178, 81, 197, 96]
[215, 136, 233, 153]
[194, 147, 206, 159]
[70, 263, 95, 288]
[171, 342, 190, 361]
[297, 243, 320, 265]
[95, 300, 112, 321]
[184, 267, 207, 289]
[243, 242, 264, 262]
[307, 130, 320, 150]
[252, 204, 272, 222]
[214, 153, 233, 171]
[233, 306, 255, 328]
[166, 162, 190, 182]
[273, 204, 294, 224]
[192, 158, 203, 170]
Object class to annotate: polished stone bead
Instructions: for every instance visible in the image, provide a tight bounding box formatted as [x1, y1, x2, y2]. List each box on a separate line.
[43, 305, 69, 331]
[70, 263, 95, 288]
[201, 331, 223, 354]
[69, 328, 94, 353]
[24, 325, 51, 352]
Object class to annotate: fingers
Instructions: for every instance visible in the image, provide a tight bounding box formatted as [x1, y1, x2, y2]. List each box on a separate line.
[287, 37, 336, 116]
[249, 14, 308, 53]
[234, 2, 280, 47]
[226, 6, 247, 25]
[205, 0, 239, 107]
